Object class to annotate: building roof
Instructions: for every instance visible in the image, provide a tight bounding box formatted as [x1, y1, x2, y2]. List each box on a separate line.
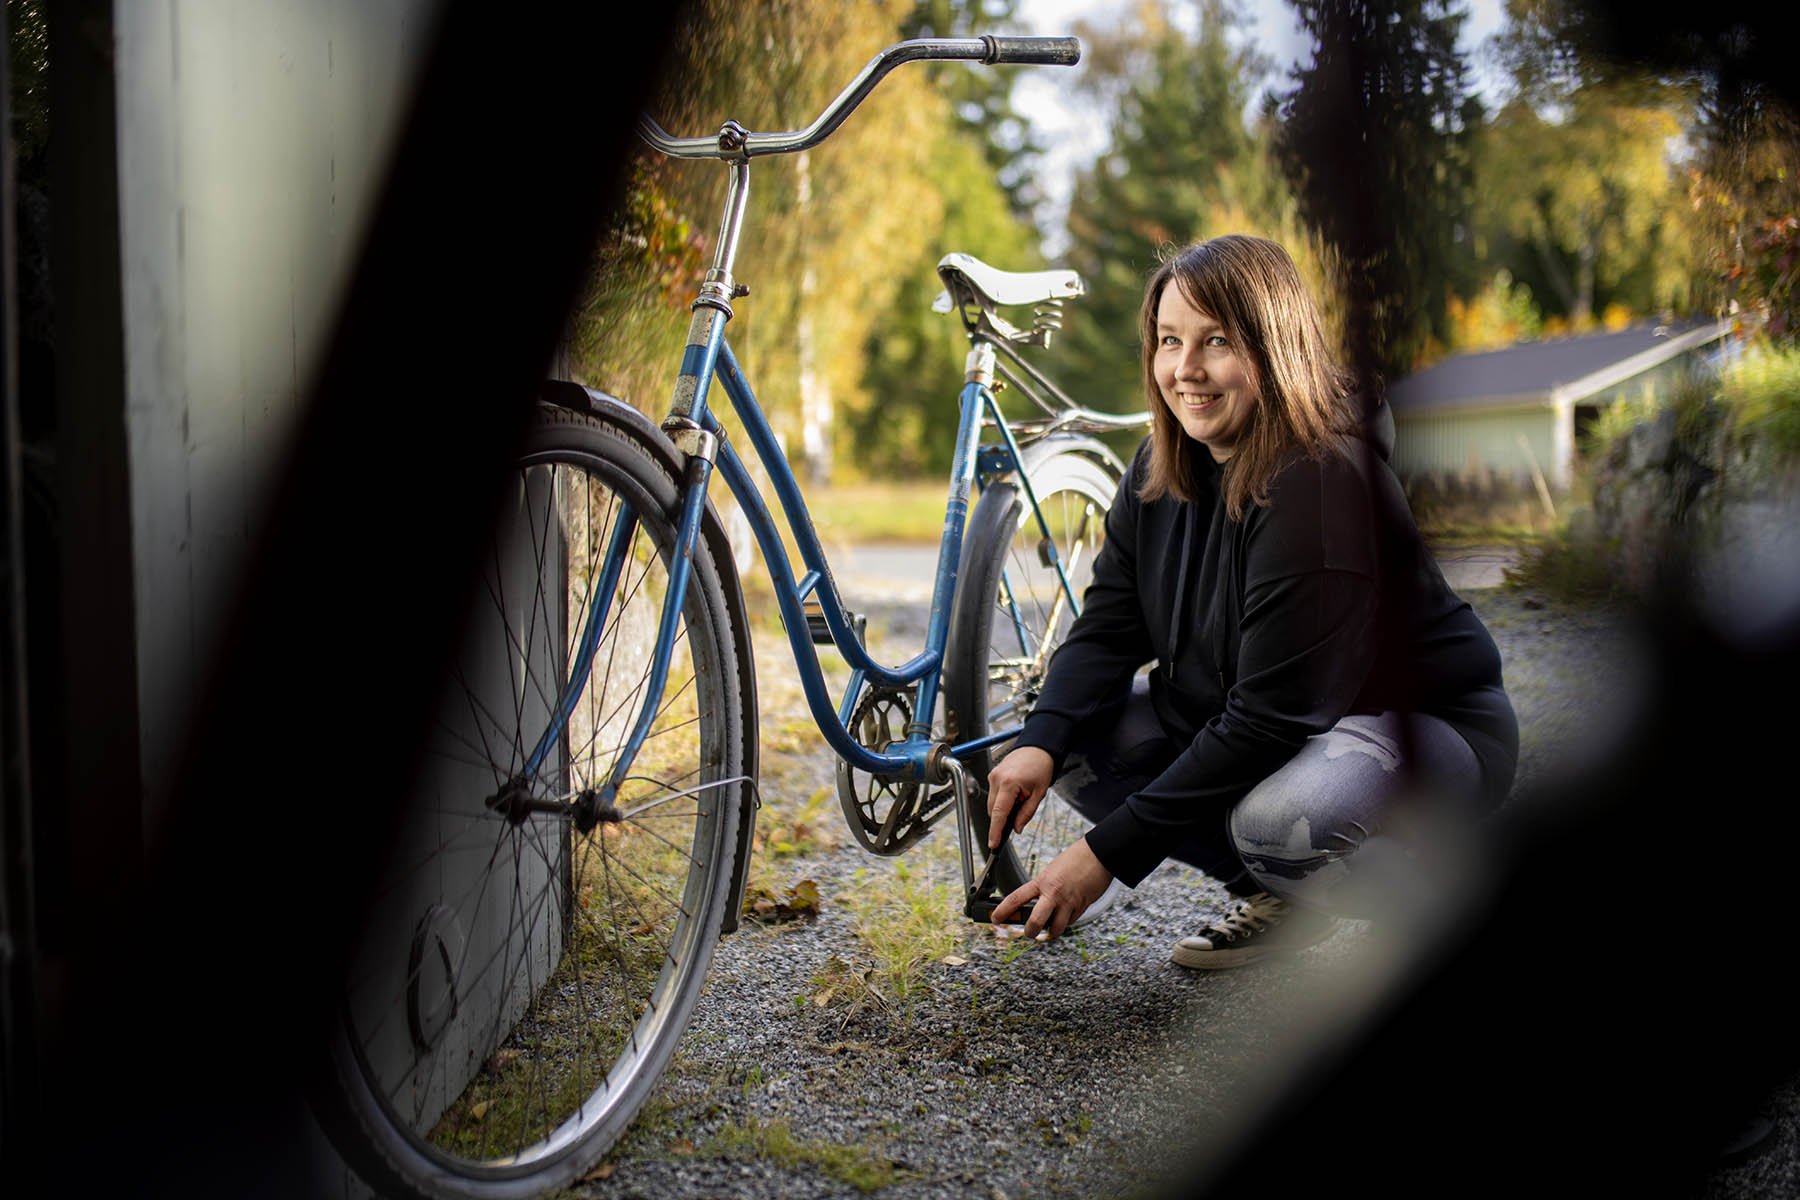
[1387, 318, 1732, 415]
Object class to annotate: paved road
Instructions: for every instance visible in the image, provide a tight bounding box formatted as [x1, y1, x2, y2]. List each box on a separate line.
[830, 540, 1521, 604]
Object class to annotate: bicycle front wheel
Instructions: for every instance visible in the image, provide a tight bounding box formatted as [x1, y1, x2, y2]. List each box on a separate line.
[319, 406, 749, 1199]
[943, 448, 1118, 901]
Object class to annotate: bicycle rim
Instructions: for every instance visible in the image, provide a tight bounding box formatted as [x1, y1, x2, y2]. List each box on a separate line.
[330, 422, 738, 1196]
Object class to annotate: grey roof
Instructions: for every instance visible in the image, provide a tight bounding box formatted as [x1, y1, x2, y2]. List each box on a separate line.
[1387, 318, 1732, 414]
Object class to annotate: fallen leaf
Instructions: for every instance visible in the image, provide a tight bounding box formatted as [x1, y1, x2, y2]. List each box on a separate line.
[941, 954, 968, 966]
[669, 1138, 696, 1155]
[786, 878, 822, 911]
[469, 1101, 490, 1121]
[579, 1161, 617, 1183]
[811, 986, 836, 1008]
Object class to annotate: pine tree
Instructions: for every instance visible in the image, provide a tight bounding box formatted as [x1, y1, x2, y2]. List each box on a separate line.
[1276, 0, 1481, 383]
[1053, 0, 1280, 416]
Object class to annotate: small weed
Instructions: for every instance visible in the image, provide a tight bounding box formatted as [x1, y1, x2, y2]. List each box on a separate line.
[1073, 934, 1117, 964]
[996, 931, 1036, 966]
[842, 858, 961, 1005]
[704, 1117, 901, 1193]
[805, 954, 875, 1011]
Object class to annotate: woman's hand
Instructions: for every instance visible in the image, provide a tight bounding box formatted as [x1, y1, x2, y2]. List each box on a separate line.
[991, 837, 1113, 941]
[985, 746, 1056, 851]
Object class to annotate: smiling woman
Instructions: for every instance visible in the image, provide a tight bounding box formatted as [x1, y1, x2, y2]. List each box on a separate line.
[983, 234, 1520, 962]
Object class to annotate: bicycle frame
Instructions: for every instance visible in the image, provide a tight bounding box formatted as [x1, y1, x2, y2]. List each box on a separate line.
[559, 326, 1085, 798]
[536, 34, 1104, 818]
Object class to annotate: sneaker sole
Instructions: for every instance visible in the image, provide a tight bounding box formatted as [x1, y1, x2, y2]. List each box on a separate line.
[1170, 942, 1276, 970]
[1170, 923, 1340, 970]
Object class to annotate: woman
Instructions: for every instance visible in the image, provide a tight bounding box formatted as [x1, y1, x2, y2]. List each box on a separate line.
[987, 235, 1518, 965]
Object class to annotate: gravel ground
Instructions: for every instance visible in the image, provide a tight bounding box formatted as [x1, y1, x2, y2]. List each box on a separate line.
[558, 580, 1796, 1200]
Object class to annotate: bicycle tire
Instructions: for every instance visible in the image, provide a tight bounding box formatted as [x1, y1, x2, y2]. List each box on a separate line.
[943, 448, 1119, 902]
[316, 404, 750, 1199]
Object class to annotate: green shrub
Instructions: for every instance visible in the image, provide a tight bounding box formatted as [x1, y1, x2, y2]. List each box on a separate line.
[1503, 528, 1625, 606]
[1719, 340, 1800, 461]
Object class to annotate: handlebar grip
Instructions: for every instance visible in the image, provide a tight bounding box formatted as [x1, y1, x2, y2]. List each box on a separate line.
[982, 35, 1081, 66]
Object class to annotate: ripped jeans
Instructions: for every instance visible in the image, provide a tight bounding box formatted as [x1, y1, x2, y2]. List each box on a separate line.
[1053, 679, 1483, 917]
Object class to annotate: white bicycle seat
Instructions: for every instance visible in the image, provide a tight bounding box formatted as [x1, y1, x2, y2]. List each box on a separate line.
[933, 252, 1085, 312]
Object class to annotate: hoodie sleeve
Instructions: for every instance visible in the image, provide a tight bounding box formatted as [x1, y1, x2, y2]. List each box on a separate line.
[1011, 447, 1158, 769]
[1082, 451, 1382, 887]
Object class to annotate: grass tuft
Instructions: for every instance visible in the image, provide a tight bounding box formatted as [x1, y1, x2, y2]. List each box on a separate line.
[704, 1117, 900, 1193]
[1502, 533, 1624, 606]
[843, 859, 962, 1006]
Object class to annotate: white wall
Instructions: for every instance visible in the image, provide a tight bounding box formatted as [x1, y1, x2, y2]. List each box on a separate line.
[112, 0, 442, 831]
[109, 10, 447, 1192]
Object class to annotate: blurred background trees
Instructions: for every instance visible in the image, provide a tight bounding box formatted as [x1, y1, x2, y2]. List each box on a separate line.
[570, 0, 1797, 482]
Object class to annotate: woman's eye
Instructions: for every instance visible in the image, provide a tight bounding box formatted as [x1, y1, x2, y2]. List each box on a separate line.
[1207, 335, 1229, 348]
[1160, 335, 1180, 348]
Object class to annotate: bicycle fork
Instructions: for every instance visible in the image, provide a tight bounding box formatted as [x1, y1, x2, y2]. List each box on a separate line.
[497, 447, 716, 831]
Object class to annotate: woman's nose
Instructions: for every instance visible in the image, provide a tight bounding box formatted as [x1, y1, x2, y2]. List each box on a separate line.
[1175, 347, 1207, 381]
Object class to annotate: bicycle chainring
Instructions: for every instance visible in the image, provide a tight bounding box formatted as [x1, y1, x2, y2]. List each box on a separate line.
[834, 685, 951, 856]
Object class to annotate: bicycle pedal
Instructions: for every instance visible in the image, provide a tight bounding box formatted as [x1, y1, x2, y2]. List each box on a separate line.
[965, 893, 1036, 926]
[803, 599, 863, 646]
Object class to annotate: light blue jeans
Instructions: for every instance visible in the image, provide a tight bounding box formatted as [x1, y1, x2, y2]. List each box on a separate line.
[1055, 680, 1483, 916]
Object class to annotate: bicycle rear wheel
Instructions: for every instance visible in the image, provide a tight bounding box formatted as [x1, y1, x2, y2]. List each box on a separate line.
[943, 448, 1118, 901]
[319, 406, 749, 1199]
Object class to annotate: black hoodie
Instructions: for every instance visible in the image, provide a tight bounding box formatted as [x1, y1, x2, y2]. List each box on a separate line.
[1013, 406, 1519, 887]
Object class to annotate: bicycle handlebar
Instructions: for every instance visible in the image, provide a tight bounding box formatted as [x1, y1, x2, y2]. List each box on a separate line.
[637, 35, 1081, 161]
[984, 36, 1080, 65]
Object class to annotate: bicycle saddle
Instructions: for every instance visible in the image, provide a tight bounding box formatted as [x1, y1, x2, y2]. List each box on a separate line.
[933, 252, 1084, 312]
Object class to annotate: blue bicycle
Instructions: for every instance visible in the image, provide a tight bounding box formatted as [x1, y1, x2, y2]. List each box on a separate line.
[318, 33, 1147, 1199]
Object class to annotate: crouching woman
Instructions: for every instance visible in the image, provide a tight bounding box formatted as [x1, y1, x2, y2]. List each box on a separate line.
[987, 234, 1519, 966]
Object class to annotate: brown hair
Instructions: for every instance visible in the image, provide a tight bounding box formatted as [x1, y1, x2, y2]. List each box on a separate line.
[1137, 235, 1356, 519]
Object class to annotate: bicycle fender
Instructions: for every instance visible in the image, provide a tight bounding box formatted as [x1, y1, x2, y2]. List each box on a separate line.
[535, 380, 762, 935]
[1020, 432, 1129, 481]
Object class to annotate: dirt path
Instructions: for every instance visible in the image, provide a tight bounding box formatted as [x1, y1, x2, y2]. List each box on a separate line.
[557, 586, 1787, 1200]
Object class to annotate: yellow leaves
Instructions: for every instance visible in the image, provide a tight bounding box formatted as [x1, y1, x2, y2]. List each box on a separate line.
[788, 878, 821, 910]
[745, 877, 824, 925]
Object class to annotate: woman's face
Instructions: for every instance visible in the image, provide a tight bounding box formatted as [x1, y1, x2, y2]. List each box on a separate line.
[1153, 282, 1258, 462]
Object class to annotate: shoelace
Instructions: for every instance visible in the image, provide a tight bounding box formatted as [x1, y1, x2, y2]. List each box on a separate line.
[1200, 894, 1289, 943]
